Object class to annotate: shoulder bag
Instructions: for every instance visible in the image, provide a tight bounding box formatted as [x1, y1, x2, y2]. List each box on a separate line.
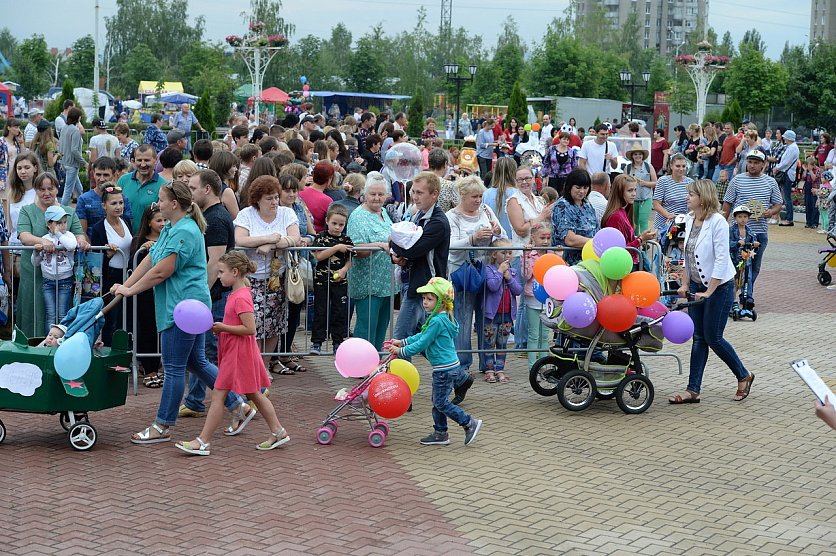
[450, 250, 486, 293]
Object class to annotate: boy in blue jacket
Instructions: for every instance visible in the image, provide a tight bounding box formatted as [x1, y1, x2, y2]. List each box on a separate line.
[386, 277, 483, 446]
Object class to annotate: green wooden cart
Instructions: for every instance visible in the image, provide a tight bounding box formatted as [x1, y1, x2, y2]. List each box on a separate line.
[0, 328, 132, 450]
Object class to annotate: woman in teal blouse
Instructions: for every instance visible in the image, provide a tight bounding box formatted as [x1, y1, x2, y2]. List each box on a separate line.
[346, 172, 394, 350]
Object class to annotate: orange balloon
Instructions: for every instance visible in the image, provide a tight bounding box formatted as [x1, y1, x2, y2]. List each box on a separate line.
[532, 123, 541, 132]
[621, 271, 661, 308]
[596, 294, 637, 332]
[533, 253, 566, 284]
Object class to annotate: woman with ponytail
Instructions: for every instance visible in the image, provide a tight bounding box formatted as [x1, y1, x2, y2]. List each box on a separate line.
[113, 179, 256, 445]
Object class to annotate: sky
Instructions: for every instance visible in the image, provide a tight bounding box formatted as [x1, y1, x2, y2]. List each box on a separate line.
[3, 0, 810, 61]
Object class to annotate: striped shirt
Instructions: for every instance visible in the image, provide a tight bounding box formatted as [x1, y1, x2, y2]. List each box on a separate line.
[652, 175, 693, 229]
[723, 173, 782, 234]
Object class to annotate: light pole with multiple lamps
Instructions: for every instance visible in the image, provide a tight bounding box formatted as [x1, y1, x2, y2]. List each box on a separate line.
[619, 69, 651, 122]
[444, 63, 477, 138]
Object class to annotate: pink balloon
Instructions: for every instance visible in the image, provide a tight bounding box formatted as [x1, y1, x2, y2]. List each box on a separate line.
[335, 338, 380, 378]
[173, 299, 213, 334]
[543, 265, 580, 301]
[592, 227, 627, 257]
[637, 301, 668, 319]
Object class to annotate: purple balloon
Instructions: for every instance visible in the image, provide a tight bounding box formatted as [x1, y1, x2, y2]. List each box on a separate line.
[593, 227, 627, 257]
[562, 292, 597, 328]
[173, 299, 214, 334]
[662, 311, 694, 344]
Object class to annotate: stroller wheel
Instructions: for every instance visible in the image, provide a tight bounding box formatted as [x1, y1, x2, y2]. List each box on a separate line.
[0, 418, 5, 444]
[818, 271, 832, 286]
[68, 422, 97, 451]
[316, 427, 334, 445]
[556, 369, 596, 411]
[596, 389, 616, 400]
[615, 375, 654, 414]
[324, 420, 338, 433]
[368, 430, 386, 448]
[373, 421, 390, 436]
[529, 356, 565, 397]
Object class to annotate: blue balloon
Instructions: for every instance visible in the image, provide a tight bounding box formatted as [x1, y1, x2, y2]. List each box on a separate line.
[533, 282, 550, 303]
[54, 332, 92, 380]
[300, 75, 307, 84]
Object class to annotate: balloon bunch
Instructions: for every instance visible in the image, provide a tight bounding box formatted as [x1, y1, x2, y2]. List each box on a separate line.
[533, 227, 695, 343]
[335, 339, 418, 419]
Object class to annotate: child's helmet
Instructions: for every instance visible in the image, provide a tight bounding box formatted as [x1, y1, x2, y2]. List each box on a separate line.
[732, 205, 753, 217]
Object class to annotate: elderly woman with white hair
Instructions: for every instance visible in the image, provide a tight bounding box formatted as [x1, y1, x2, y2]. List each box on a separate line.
[446, 174, 504, 375]
[346, 171, 395, 350]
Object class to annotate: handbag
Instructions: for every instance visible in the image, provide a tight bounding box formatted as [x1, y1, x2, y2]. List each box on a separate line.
[286, 251, 305, 304]
[450, 251, 486, 293]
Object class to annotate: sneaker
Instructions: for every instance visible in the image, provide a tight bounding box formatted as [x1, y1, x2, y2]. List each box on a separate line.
[818, 229, 828, 234]
[178, 404, 205, 418]
[827, 284, 836, 290]
[309, 343, 322, 355]
[464, 419, 482, 446]
[420, 431, 450, 445]
[451, 374, 474, 406]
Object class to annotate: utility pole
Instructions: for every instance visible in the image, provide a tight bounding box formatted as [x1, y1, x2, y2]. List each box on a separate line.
[94, 0, 101, 115]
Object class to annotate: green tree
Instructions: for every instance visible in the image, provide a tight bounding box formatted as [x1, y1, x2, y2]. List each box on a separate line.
[66, 35, 96, 89]
[12, 35, 51, 99]
[347, 36, 386, 93]
[784, 43, 836, 129]
[491, 18, 525, 103]
[45, 79, 76, 121]
[122, 44, 163, 94]
[193, 90, 215, 134]
[0, 27, 17, 80]
[406, 87, 425, 138]
[725, 46, 787, 118]
[727, 99, 743, 128]
[740, 29, 766, 53]
[506, 81, 527, 126]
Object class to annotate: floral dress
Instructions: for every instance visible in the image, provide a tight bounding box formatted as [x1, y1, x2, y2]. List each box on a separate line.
[552, 197, 599, 266]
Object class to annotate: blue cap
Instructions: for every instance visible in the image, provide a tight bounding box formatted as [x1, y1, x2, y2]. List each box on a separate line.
[783, 130, 796, 142]
[44, 205, 68, 222]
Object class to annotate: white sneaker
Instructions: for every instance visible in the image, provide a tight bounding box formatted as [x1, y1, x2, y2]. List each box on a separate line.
[818, 229, 828, 234]
[827, 285, 836, 291]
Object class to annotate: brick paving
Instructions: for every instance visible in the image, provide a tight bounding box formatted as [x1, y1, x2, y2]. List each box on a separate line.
[1, 225, 835, 555]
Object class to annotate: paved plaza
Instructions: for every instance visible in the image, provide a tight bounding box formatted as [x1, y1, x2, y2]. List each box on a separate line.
[1, 226, 835, 556]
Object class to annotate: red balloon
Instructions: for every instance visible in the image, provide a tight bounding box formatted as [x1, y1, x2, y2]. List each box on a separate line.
[596, 294, 637, 332]
[367, 373, 412, 419]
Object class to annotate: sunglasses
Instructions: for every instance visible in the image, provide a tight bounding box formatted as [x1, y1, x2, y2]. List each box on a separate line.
[103, 185, 122, 193]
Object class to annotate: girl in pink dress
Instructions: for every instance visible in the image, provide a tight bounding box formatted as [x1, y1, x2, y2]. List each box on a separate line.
[175, 251, 290, 456]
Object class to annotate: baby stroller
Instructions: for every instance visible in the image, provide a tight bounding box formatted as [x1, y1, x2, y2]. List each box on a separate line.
[531, 261, 700, 414]
[660, 215, 687, 307]
[730, 242, 758, 321]
[817, 232, 836, 286]
[315, 356, 394, 448]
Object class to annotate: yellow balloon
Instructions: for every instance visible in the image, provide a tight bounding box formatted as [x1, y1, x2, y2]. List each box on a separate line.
[389, 359, 420, 394]
[582, 240, 600, 261]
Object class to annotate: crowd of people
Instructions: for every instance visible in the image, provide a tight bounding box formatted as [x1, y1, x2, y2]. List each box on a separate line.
[1, 101, 834, 448]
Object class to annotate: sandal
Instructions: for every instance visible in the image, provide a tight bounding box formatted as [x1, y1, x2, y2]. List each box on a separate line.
[280, 358, 307, 373]
[270, 361, 295, 375]
[224, 404, 257, 436]
[668, 391, 700, 404]
[485, 371, 497, 383]
[143, 373, 164, 388]
[175, 437, 210, 456]
[734, 373, 755, 401]
[256, 428, 290, 451]
[496, 372, 511, 384]
[131, 422, 171, 444]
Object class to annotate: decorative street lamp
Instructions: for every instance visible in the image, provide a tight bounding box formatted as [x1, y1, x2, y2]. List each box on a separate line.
[674, 41, 731, 125]
[444, 63, 477, 138]
[619, 69, 651, 122]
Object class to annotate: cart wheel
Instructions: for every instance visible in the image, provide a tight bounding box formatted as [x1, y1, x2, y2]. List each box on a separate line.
[368, 430, 386, 448]
[373, 421, 390, 436]
[818, 271, 831, 286]
[595, 389, 616, 400]
[615, 375, 654, 414]
[324, 420, 338, 432]
[316, 427, 334, 445]
[68, 422, 97, 451]
[529, 356, 563, 397]
[751, 310, 757, 322]
[59, 412, 71, 431]
[556, 369, 596, 411]
[0, 418, 5, 444]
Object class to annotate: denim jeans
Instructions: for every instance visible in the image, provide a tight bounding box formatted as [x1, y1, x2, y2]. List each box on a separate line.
[749, 232, 768, 297]
[393, 285, 424, 345]
[61, 165, 83, 205]
[511, 256, 527, 349]
[42, 276, 74, 335]
[453, 288, 485, 372]
[483, 312, 513, 371]
[159, 324, 244, 426]
[804, 183, 819, 227]
[686, 280, 750, 394]
[185, 290, 229, 412]
[431, 367, 473, 433]
[780, 173, 794, 223]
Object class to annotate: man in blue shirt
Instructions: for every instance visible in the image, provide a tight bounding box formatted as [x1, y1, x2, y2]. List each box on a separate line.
[116, 144, 167, 234]
[170, 103, 205, 154]
[78, 157, 133, 234]
[772, 129, 800, 226]
[143, 113, 168, 154]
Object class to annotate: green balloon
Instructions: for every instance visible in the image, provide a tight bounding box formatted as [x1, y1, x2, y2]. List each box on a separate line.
[599, 247, 633, 280]
[524, 123, 532, 131]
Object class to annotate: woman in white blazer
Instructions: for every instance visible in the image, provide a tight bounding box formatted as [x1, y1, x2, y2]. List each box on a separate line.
[669, 179, 755, 404]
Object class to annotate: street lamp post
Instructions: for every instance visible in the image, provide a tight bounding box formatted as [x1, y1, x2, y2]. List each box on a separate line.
[619, 69, 651, 122]
[444, 63, 477, 138]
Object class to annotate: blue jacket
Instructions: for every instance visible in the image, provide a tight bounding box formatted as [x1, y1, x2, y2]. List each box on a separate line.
[729, 222, 756, 265]
[398, 313, 460, 372]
